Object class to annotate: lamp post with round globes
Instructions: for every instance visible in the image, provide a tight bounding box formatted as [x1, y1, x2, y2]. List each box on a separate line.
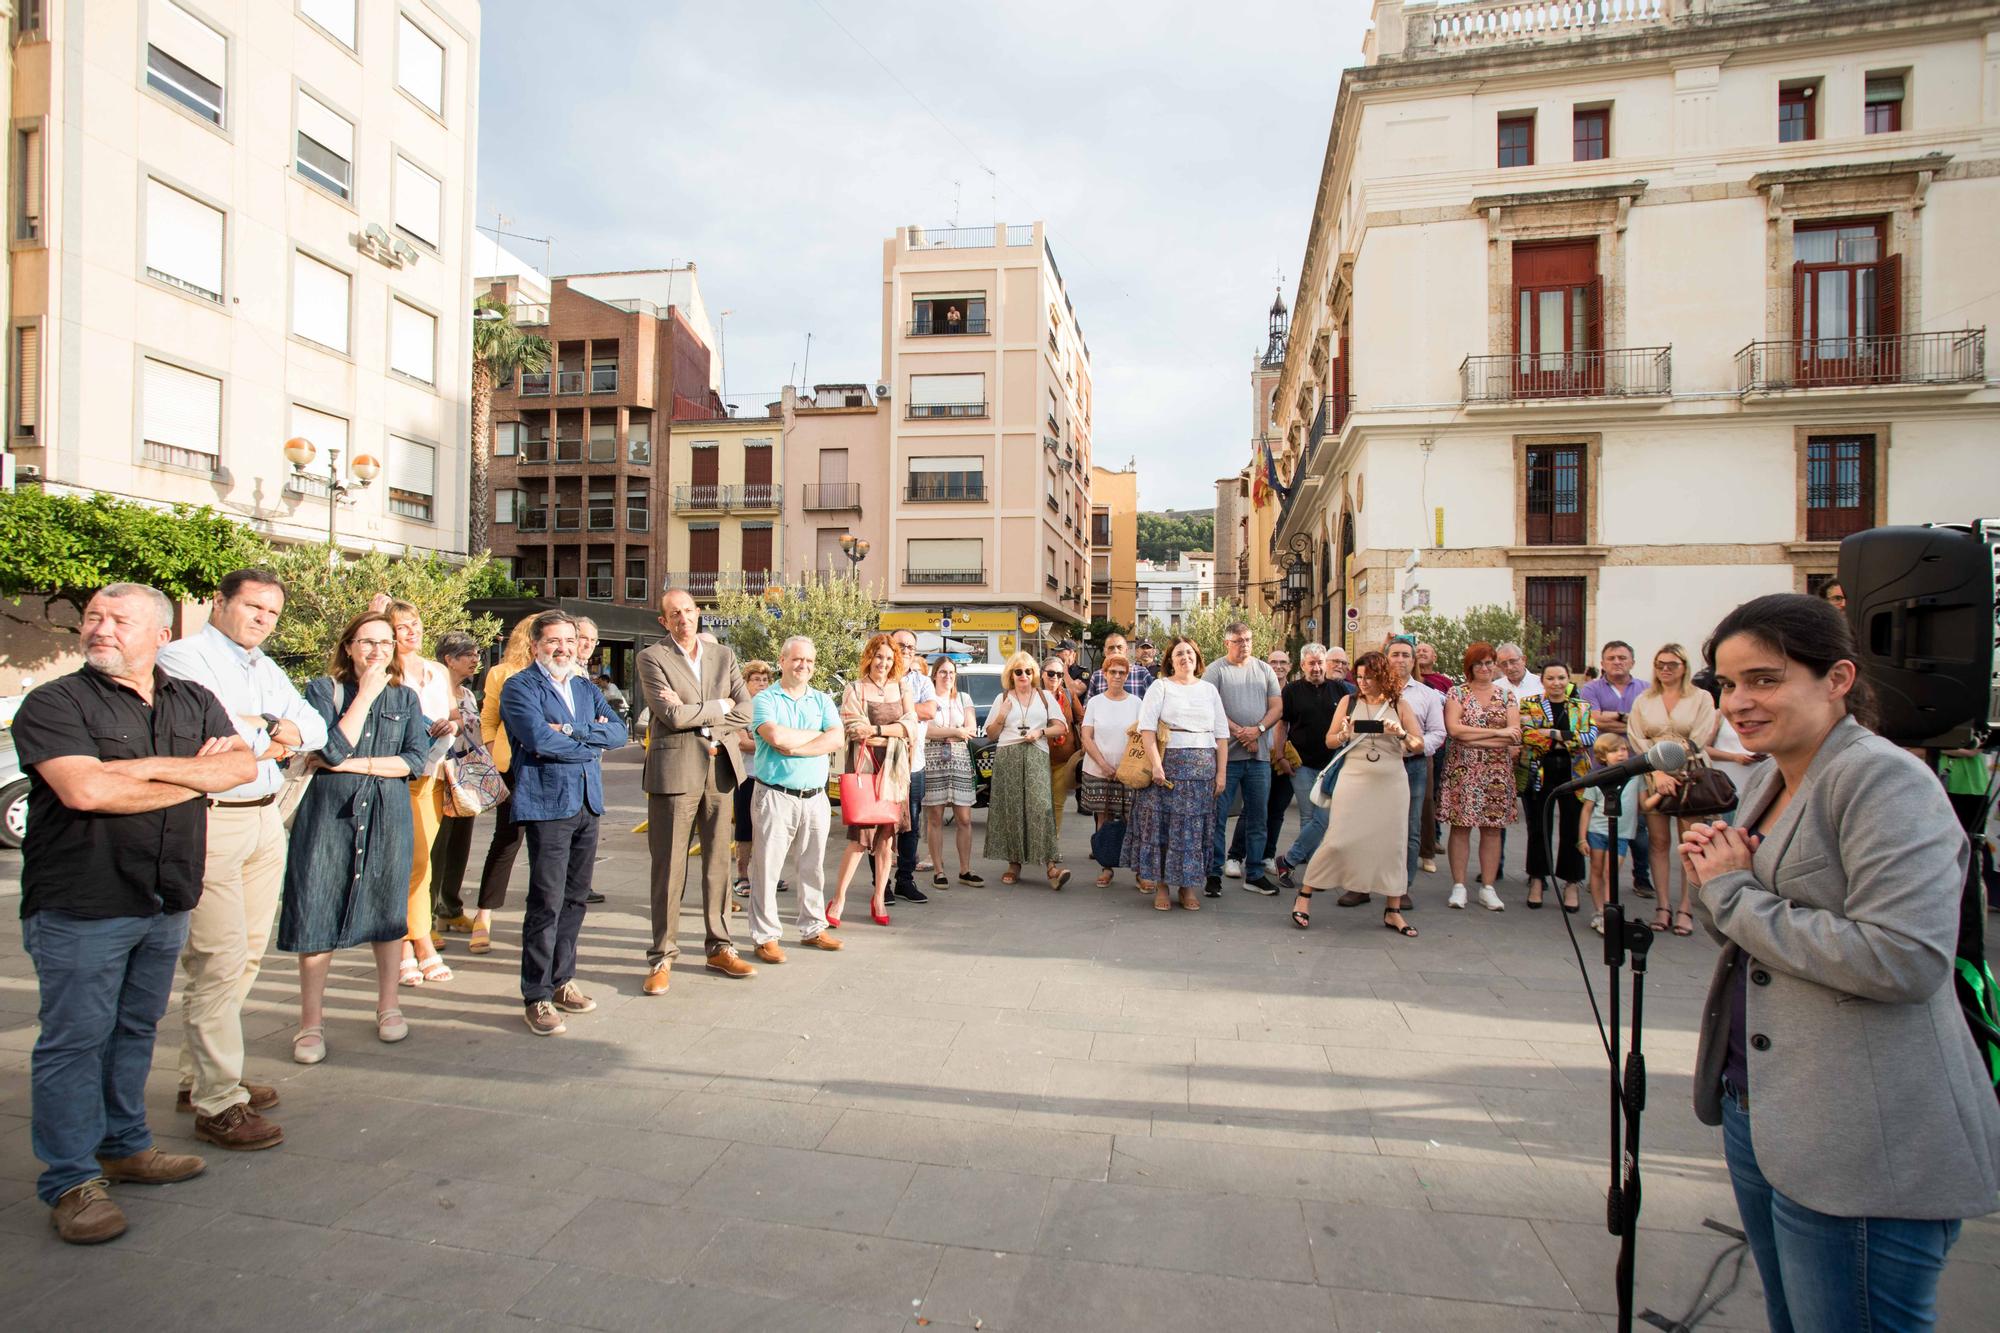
[284, 436, 381, 561]
[838, 532, 869, 579]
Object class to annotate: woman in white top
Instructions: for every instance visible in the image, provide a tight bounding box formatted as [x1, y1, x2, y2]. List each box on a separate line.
[1079, 655, 1143, 886]
[387, 600, 461, 986]
[922, 657, 983, 889]
[984, 650, 1070, 888]
[1125, 637, 1230, 912]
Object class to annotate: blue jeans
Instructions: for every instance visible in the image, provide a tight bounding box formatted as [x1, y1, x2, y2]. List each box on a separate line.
[1285, 766, 1329, 867]
[1721, 1090, 1960, 1332]
[23, 908, 189, 1204]
[1630, 809, 1653, 888]
[1211, 758, 1271, 879]
[894, 771, 926, 893]
[520, 809, 599, 1004]
[1403, 754, 1430, 887]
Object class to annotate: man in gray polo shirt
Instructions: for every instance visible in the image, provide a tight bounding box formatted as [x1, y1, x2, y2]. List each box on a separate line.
[1203, 622, 1282, 896]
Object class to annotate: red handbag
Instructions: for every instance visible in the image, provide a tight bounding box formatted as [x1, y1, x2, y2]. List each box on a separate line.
[839, 745, 900, 827]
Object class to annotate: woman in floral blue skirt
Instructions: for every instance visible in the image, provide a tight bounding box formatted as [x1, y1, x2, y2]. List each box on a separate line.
[1125, 638, 1230, 912]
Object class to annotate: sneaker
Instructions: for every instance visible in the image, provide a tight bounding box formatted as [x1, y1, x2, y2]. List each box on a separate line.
[50, 1179, 125, 1245]
[524, 1001, 567, 1036]
[1476, 884, 1505, 912]
[1591, 913, 1605, 936]
[1447, 883, 1468, 909]
[1242, 876, 1279, 896]
[898, 885, 930, 904]
[1420, 859, 1438, 874]
[551, 982, 597, 1013]
[1204, 875, 1223, 898]
[585, 891, 606, 904]
[1223, 858, 1245, 879]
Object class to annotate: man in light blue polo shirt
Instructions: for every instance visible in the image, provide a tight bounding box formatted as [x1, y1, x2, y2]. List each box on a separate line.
[746, 636, 848, 960]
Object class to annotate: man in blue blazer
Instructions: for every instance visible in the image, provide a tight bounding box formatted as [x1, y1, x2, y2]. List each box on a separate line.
[499, 610, 628, 1036]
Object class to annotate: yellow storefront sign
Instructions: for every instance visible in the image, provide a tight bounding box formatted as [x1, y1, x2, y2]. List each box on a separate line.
[878, 610, 1021, 632]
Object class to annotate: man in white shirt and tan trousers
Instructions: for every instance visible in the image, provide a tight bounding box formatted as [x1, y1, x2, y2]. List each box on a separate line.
[156, 568, 326, 1152]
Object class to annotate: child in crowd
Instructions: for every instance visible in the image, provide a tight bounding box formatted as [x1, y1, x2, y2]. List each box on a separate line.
[1577, 734, 1662, 936]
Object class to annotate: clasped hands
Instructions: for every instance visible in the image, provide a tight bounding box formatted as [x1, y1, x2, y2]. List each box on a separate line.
[1679, 820, 1761, 884]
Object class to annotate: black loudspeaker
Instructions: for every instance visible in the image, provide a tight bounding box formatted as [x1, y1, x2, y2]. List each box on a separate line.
[1839, 520, 1999, 748]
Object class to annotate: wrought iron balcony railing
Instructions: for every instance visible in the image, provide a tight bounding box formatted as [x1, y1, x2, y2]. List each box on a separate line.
[1735, 330, 1985, 394]
[906, 567, 984, 585]
[1461, 346, 1672, 403]
[802, 482, 861, 509]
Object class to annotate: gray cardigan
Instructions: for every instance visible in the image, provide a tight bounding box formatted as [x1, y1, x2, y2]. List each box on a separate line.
[1693, 715, 2000, 1219]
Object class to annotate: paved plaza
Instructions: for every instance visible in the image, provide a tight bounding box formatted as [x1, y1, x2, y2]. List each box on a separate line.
[1, 749, 1995, 1331]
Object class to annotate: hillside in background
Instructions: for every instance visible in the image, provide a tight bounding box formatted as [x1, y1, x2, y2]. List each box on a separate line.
[1137, 509, 1215, 563]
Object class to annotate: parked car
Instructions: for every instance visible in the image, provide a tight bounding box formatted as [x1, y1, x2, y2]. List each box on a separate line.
[0, 728, 28, 850]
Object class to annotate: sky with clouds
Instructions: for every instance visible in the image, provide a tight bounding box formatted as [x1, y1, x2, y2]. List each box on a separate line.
[476, 1, 1371, 511]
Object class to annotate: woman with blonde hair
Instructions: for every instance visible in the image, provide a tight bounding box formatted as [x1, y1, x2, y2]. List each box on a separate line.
[463, 615, 536, 953]
[831, 634, 916, 926]
[922, 656, 982, 888]
[1630, 641, 1717, 936]
[985, 650, 1070, 889]
[385, 601, 458, 986]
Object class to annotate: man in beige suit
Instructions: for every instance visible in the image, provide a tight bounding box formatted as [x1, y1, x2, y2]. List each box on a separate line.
[636, 590, 755, 994]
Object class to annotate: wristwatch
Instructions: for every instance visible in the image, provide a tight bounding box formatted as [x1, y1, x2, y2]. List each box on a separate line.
[260, 712, 281, 731]
[559, 722, 574, 736]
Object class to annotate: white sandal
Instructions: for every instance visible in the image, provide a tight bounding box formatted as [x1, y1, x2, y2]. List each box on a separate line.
[397, 958, 424, 987]
[292, 1025, 326, 1065]
[376, 1009, 409, 1043]
[418, 956, 453, 983]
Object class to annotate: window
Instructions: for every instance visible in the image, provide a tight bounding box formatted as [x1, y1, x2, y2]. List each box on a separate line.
[1498, 113, 1534, 168]
[389, 298, 435, 384]
[587, 477, 615, 529]
[907, 455, 984, 501]
[493, 421, 518, 457]
[1524, 445, 1587, 546]
[291, 250, 350, 352]
[587, 420, 616, 463]
[15, 0, 44, 39]
[1525, 577, 1587, 671]
[1806, 435, 1875, 541]
[141, 357, 221, 472]
[1511, 240, 1600, 395]
[628, 422, 651, 465]
[908, 372, 985, 417]
[1573, 107, 1608, 162]
[286, 403, 347, 495]
[495, 489, 521, 524]
[1779, 82, 1818, 143]
[298, 0, 355, 48]
[911, 293, 987, 335]
[295, 90, 352, 199]
[15, 124, 42, 242]
[396, 13, 445, 116]
[393, 155, 441, 249]
[908, 538, 982, 583]
[1793, 220, 1896, 381]
[625, 553, 648, 602]
[387, 436, 435, 521]
[145, 179, 224, 302]
[13, 325, 39, 438]
[1046, 387, 1059, 431]
[1091, 511, 1111, 547]
[147, 0, 227, 126]
[1045, 546, 1058, 589]
[1865, 74, 1905, 135]
[815, 528, 847, 576]
[742, 525, 774, 576]
[626, 487, 649, 532]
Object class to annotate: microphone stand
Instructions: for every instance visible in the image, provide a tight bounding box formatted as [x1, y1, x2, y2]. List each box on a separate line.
[1544, 768, 1653, 1333]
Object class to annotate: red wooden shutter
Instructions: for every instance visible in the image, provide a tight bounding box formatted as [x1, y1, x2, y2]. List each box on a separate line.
[1584, 277, 1603, 352]
[689, 526, 719, 573]
[691, 446, 718, 487]
[741, 526, 772, 574]
[1875, 253, 1902, 335]
[743, 443, 772, 486]
[1790, 260, 1809, 384]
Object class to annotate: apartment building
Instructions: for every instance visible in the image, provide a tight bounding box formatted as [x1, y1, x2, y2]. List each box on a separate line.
[780, 381, 890, 584]
[1134, 553, 1215, 635]
[1269, 0, 1999, 667]
[663, 414, 782, 600]
[7, 0, 481, 555]
[482, 271, 722, 609]
[1088, 463, 1137, 627]
[880, 222, 1093, 625]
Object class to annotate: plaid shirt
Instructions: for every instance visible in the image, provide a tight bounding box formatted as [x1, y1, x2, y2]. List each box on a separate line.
[1087, 662, 1153, 700]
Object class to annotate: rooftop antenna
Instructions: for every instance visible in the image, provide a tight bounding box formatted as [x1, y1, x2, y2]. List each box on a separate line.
[800, 332, 813, 390]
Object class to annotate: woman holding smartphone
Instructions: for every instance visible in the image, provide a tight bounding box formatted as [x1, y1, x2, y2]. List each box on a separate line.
[1297, 651, 1423, 937]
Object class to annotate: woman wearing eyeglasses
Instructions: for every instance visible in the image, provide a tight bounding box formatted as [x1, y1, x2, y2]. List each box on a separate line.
[1630, 642, 1717, 937]
[984, 651, 1070, 889]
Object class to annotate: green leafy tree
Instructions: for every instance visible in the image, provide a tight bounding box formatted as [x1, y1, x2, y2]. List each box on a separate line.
[1084, 615, 1129, 645]
[1398, 603, 1551, 677]
[262, 545, 506, 682]
[1136, 598, 1281, 669]
[1135, 511, 1215, 564]
[469, 296, 552, 554]
[0, 489, 271, 627]
[709, 575, 884, 695]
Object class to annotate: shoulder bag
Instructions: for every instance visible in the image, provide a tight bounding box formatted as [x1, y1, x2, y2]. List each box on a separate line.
[839, 740, 901, 826]
[1652, 740, 1738, 819]
[1115, 721, 1175, 789]
[1046, 689, 1081, 767]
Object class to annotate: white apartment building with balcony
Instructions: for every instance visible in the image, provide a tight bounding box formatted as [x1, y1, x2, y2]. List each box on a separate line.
[7, 0, 482, 555]
[1134, 552, 1215, 634]
[1269, 0, 1999, 668]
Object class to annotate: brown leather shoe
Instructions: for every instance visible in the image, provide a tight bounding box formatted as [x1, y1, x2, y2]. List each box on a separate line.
[706, 947, 757, 979]
[97, 1146, 208, 1184]
[753, 941, 787, 965]
[177, 1083, 278, 1114]
[51, 1179, 125, 1245]
[801, 932, 843, 951]
[192, 1103, 284, 1152]
[642, 962, 671, 996]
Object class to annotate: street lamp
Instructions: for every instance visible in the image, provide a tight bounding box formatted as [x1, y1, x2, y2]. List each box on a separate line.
[284, 436, 380, 559]
[1280, 533, 1313, 611]
[838, 532, 869, 578]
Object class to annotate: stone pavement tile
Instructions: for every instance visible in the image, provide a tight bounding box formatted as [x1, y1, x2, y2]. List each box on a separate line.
[1027, 980, 1130, 1018]
[1322, 1041, 1571, 1093]
[670, 1025, 809, 1077]
[1042, 1056, 1187, 1116]
[653, 1089, 846, 1150]
[1328, 1288, 1604, 1332]
[1406, 1157, 1608, 1228]
[964, 1121, 1113, 1182]
[14, 1247, 359, 1329]
[817, 1107, 977, 1167]
[533, 1196, 727, 1281]
[311, 1227, 559, 1311]
[1087, 1031, 1195, 1065]
[884, 1163, 1051, 1252]
[380, 1067, 678, 1126]
[693, 1216, 944, 1316]
[246, 1091, 432, 1165]
[1303, 1200, 1579, 1307]
[922, 976, 1038, 1011]
[947, 1019, 1094, 1060]
[379, 1105, 727, 1204]
[1941, 1249, 2000, 1329]
[816, 1081, 1022, 1127]
[0, 1184, 220, 1252]
[335, 1172, 593, 1258]
[1035, 1177, 1315, 1282]
[996, 1005, 1241, 1040]
[1532, 1219, 1768, 1329]
[1149, 1107, 1379, 1156]
[1186, 1063, 1360, 1119]
[155, 1210, 340, 1273]
[509, 1264, 802, 1332]
[920, 1245, 1336, 1332]
[780, 1035, 950, 1087]
[679, 1141, 916, 1233]
[934, 1047, 1055, 1099]
[1372, 1122, 1537, 1165]
[1193, 1035, 1333, 1073]
[0, 1225, 108, 1308]
[134, 1146, 403, 1225]
[1109, 1133, 1427, 1209]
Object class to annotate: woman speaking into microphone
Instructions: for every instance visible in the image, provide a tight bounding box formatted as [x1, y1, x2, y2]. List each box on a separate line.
[1681, 593, 1999, 1332]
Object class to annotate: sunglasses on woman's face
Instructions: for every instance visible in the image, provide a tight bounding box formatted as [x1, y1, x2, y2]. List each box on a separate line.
[1013, 669, 1035, 677]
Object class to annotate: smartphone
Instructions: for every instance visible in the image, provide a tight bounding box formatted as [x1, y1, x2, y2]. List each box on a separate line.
[1353, 718, 1386, 734]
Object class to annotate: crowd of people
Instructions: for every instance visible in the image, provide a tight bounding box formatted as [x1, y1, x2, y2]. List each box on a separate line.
[12, 572, 1999, 1333]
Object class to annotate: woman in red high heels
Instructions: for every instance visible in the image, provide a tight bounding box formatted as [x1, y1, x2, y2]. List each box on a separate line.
[830, 636, 915, 926]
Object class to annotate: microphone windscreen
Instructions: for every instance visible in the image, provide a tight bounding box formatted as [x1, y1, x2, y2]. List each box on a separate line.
[1650, 740, 1688, 773]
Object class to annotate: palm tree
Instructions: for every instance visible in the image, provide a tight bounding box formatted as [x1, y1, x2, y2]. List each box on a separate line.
[468, 295, 551, 554]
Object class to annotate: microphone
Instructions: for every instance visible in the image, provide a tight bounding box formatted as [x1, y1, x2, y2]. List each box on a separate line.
[1554, 740, 1686, 796]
